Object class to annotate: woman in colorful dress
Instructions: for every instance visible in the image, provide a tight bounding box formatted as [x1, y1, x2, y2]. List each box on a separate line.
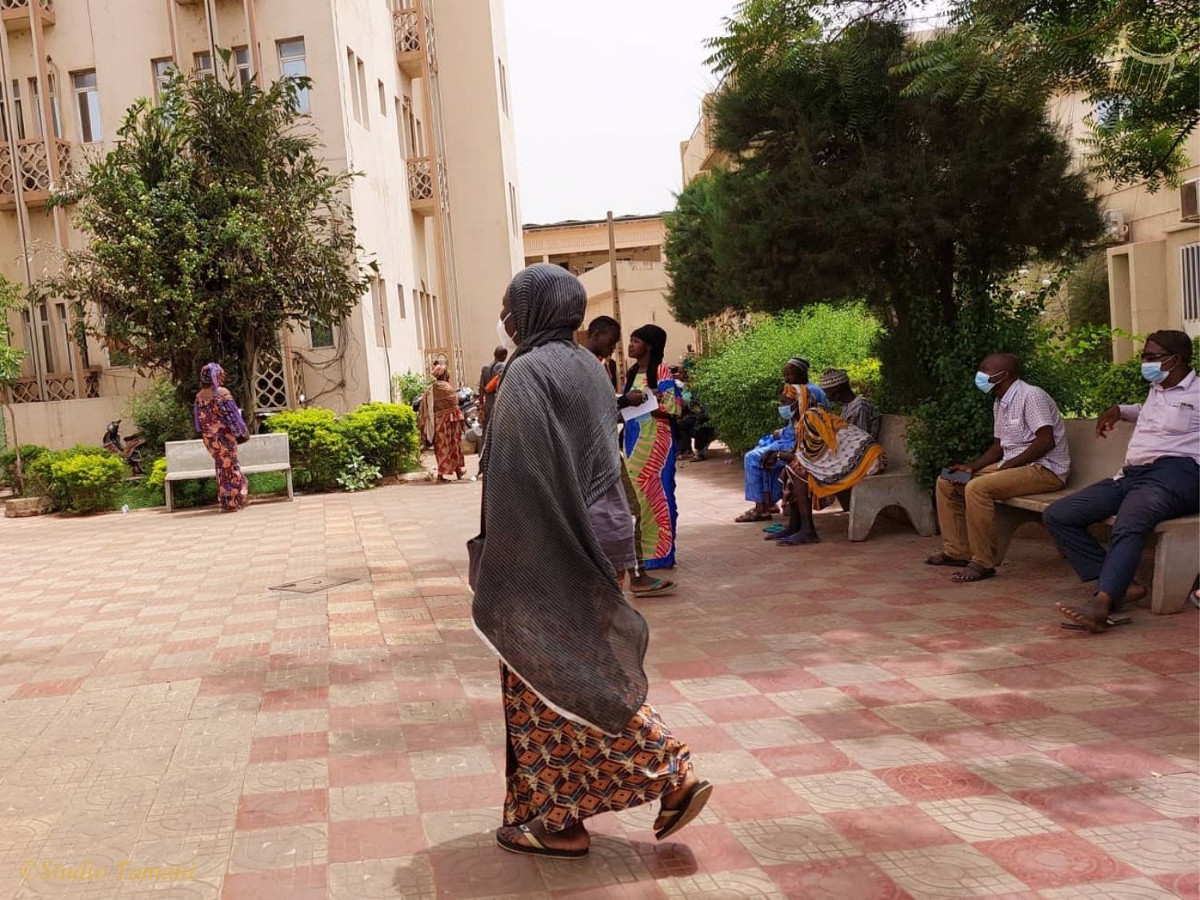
[772, 382, 885, 546]
[474, 265, 710, 859]
[420, 363, 467, 482]
[194, 362, 250, 513]
[620, 324, 682, 596]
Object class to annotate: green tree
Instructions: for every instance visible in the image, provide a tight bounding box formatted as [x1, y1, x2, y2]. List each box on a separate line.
[0, 276, 29, 493]
[664, 175, 730, 324]
[46, 57, 372, 417]
[698, 15, 1102, 406]
[898, 0, 1197, 189]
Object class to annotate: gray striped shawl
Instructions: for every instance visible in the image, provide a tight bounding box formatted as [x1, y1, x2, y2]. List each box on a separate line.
[471, 339, 649, 736]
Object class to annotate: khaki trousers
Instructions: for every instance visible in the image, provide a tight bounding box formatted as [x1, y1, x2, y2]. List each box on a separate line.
[936, 464, 1064, 569]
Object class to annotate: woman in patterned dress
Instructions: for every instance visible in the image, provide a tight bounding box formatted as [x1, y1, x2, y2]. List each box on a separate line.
[193, 362, 250, 512]
[620, 324, 682, 597]
[419, 363, 467, 482]
[473, 266, 711, 860]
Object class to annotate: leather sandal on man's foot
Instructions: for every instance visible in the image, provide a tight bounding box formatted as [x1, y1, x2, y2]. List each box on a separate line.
[925, 553, 969, 568]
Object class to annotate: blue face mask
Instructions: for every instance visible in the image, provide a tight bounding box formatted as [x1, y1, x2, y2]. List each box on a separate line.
[1141, 361, 1170, 384]
[778, 405, 793, 421]
[974, 371, 999, 394]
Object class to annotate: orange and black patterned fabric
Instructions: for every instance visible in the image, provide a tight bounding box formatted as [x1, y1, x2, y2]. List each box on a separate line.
[501, 666, 691, 833]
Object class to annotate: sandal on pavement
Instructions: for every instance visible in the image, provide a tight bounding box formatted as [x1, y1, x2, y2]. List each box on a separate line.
[631, 578, 676, 598]
[951, 563, 995, 583]
[654, 780, 713, 841]
[925, 553, 969, 568]
[735, 509, 772, 523]
[777, 532, 819, 546]
[762, 523, 786, 534]
[1055, 599, 1110, 634]
[495, 824, 589, 860]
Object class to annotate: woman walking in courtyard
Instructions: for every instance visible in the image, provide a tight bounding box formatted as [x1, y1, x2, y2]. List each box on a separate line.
[194, 362, 250, 513]
[473, 265, 710, 859]
[621, 324, 682, 591]
[420, 362, 467, 482]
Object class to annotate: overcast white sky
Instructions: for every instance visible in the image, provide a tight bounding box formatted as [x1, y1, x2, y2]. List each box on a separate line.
[504, 0, 737, 225]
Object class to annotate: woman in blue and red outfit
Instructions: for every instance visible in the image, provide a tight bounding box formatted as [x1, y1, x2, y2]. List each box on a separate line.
[620, 325, 682, 595]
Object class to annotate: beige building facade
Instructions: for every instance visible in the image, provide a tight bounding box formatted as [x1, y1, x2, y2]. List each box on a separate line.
[1, 0, 521, 449]
[522, 215, 698, 364]
[1049, 94, 1200, 361]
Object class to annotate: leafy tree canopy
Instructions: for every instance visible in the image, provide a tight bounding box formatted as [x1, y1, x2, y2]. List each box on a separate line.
[664, 175, 732, 325]
[710, 0, 1197, 189]
[45, 56, 372, 413]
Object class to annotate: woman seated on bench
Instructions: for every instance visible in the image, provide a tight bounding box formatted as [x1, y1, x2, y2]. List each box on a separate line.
[1048, 331, 1199, 633]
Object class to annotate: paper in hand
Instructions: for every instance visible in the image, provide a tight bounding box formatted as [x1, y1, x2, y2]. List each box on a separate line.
[621, 391, 659, 422]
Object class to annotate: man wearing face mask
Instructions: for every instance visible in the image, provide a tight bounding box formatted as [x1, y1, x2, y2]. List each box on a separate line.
[1048, 331, 1199, 633]
[926, 353, 1069, 583]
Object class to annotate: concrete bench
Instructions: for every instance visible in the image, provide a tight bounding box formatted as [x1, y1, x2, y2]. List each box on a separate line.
[164, 433, 294, 512]
[993, 419, 1199, 615]
[848, 415, 937, 541]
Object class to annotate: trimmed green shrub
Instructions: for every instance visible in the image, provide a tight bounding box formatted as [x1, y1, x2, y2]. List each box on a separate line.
[692, 304, 882, 454]
[26, 444, 113, 504]
[336, 454, 381, 492]
[127, 378, 194, 461]
[147, 457, 168, 491]
[0, 443, 48, 492]
[49, 454, 127, 513]
[262, 407, 350, 489]
[337, 402, 421, 476]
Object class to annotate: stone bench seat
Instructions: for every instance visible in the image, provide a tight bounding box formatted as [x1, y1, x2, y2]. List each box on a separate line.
[164, 433, 294, 511]
[848, 415, 937, 541]
[993, 419, 1198, 615]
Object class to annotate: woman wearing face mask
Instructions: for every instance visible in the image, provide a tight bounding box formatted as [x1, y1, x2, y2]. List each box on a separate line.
[473, 265, 711, 859]
[1048, 330, 1199, 633]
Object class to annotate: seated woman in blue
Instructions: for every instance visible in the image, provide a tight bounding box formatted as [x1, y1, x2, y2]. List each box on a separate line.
[735, 358, 828, 523]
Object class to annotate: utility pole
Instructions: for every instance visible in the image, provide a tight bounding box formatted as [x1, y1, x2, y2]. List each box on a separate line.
[607, 211, 626, 384]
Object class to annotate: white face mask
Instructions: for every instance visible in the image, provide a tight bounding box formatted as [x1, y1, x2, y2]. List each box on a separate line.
[496, 315, 517, 355]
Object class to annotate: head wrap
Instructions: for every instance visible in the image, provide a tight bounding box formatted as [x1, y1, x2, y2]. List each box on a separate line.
[505, 265, 587, 363]
[626, 324, 668, 393]
[474, 266, 645, 735]
[200, 362, 223, 393]
[786, 357, 810, 373]
[820, 368, 850, 390]
[431, 361, 448, 380]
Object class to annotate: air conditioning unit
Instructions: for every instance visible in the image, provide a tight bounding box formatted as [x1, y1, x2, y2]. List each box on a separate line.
[1182, 179, 1199, 223]
[1102, 208, 1129, 242]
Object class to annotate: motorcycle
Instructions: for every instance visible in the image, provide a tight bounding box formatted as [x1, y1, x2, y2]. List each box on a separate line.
[102, 420, 147, 476]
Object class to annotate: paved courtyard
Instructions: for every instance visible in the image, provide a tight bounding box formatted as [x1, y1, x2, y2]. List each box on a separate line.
[1, 454, 1197, 899]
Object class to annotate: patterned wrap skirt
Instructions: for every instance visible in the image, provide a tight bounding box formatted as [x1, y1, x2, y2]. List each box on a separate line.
[433, 408, 466, 476]
[502, 666, 690, 832]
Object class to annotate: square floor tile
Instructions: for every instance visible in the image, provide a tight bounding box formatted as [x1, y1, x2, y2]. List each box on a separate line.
[729, 815, 859, 866]
[977, 831, 1137, 890]
[921, 795, 1060, 841]
[1079, 821, 1200, 875]
[826, 804, 962, 853]
[873, 844, 1029, 898]
[784, 772, 908, 813]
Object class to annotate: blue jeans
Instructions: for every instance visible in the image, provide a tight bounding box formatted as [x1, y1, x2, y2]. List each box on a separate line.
[1043, 457, 1199, 603]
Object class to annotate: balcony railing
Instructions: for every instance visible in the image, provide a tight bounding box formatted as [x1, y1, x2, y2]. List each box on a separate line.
[407, 156, 436, 212]
[1, 0, 54, 28]
[0, 138, 72, 209]
[394, 6, 423, 76]
[9, 369, 99, 404]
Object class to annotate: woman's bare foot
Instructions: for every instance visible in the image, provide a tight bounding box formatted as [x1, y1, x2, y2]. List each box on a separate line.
[661, 770, 700, 814]
[496, 820, 589, 854]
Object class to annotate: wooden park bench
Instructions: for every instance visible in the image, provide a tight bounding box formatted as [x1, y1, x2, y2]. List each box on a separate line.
[847, 415, 937, 542]
[994, 419, 1199, 615]
[163, 433, 294, 512]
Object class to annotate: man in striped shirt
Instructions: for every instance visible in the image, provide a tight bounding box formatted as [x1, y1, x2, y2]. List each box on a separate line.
[927, 353, 1069, 583]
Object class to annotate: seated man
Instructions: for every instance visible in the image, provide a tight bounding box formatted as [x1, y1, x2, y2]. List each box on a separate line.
[1048, 331, 1199, 633]
[820, 368, 880, 440]
[926, 353, 1069, 583]
[736, 357, 829, 522]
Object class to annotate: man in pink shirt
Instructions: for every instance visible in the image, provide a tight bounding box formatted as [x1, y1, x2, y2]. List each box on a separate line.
[1048, 331, 1199, 632]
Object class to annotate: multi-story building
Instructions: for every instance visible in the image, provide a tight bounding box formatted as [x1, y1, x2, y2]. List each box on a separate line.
[0, 0, 521, 448]
[522, 214, 698, 365]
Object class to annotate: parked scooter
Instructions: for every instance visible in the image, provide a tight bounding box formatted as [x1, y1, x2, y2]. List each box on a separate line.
[102, 420, 147, 476]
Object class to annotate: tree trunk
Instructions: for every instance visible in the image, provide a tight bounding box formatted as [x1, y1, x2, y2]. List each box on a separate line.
[3, 396, 22, 495]
[243, 334, 258, 434]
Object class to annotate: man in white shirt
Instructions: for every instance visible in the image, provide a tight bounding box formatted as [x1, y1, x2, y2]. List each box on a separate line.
[927, 353, 1070, 583]
[1048, 331, 1199, 633]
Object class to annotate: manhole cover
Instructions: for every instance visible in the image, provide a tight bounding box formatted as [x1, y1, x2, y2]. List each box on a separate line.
[269, 576, 357, 594]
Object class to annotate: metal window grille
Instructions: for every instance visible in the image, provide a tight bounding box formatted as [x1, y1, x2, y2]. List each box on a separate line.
[1183, 243, 1200, 322]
